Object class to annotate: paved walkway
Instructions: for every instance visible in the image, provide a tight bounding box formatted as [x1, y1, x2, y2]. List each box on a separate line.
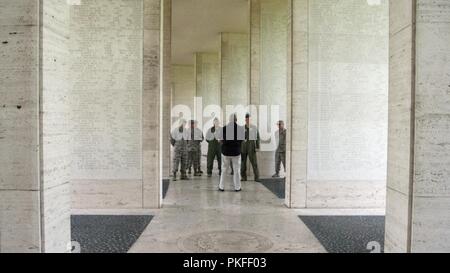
[129, 176, 325, 253]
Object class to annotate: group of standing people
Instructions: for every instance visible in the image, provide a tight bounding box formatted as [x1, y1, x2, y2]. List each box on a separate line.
[170, 119, 204, 180]
[170, 113, 287, 192]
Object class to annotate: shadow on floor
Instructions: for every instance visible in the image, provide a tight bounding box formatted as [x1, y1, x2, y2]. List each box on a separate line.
[71, 215, 153, 253]
[299, 216, 385, 253]
[258, 178, 285, 199]
[163, 179, 170, 199]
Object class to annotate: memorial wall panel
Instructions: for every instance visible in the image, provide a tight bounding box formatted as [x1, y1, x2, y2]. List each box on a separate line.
[307, 0, 389, 183]
[70, 0, 143, 180]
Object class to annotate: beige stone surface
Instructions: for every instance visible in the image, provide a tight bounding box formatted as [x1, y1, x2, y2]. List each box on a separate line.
[220, 33, 249, 112]
[162, 0, 172, 178]
[250, 0, 289, 178]
[130, 177, 325, 253]
[386, 0, 450, 253]
[143, 0, 162, 208]
[71, 180, 143, 209]
[40, 0, 71, 253]
[1, 0, 71, 253]
[286, 0, 308, 208]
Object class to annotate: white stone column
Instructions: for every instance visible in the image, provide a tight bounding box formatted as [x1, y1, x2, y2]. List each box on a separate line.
[162, 0, 172, 179]
[0, 0, 71, 253]
[172, 65, 196, 114]
[195, 53, 220, 165]
[285, 0, 308, 208]
[250, 0, 289, 178]
[385, 0, 450, 253]
[220, 32, 250, 116]
[195, 53, 220, 111]
[143, 0, 162, 208]
[250, 0, 261, 106]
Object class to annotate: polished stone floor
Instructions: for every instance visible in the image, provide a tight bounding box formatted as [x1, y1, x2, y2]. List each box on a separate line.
[71, 175, 386, 253]
[129, 175, 326, 253]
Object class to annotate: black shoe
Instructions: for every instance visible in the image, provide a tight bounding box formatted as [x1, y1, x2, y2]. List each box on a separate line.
[272, 173, 280, 178]
[241, 178, 247, 182]
[219, 188, 225, 192]
[180, 175, 189, 180]
[235, 189, 242, 192]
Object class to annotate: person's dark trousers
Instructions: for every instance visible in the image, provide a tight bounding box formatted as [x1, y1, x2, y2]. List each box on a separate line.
[241, 152, 259, 181]
[207, 146, 222, 175]
[275, 151, 286, 175]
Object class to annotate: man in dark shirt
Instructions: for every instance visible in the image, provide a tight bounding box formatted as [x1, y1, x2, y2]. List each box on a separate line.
[218, 114, 245, 192]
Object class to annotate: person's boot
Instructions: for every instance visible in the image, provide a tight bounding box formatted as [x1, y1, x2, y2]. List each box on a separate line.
[241, 176, 247, 182]
[173, 172, 177, 181]
[180, 173, 189, 180]
[272, 173, 280, 178]
[254, 176, 261, 182]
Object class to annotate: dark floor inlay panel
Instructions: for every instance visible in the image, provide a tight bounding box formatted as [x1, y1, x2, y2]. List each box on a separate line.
[163, 179, 170, 199]
[258, 178, 285, 199]
[299, 216, 385, 253]
[71, 215, 153, 253]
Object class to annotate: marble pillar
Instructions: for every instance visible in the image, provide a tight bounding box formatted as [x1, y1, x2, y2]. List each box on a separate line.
[162, 0, 172, 179]
[0, 0, 71, 253]
[171, 64, 195, 174]
[172, 65, 196, 116]
[195, 53, 220, 163]
[385, 0, 450, 253]
[220, 32, 249, 119]
[143, 0, 162, 208]
[195, 52, 220, 112]
[285, 0, 308, 208]
[250, 0, 289, 178]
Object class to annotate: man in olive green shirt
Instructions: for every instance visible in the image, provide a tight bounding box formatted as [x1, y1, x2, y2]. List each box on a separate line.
[273, 120, 287, 178]
[206, 118, 222, 177]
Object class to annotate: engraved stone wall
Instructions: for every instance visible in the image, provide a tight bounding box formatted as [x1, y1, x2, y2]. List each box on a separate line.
[70, 0, 143, 180]
[306, 0, 389, 208]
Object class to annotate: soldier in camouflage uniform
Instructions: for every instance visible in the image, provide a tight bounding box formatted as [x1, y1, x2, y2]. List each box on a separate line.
[187, 120, 204, 176]
[241, 113, 261, 182]
[273, 120, 287, 178]
[206, 118, 222, 177]
[170, 119, 189, 181]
